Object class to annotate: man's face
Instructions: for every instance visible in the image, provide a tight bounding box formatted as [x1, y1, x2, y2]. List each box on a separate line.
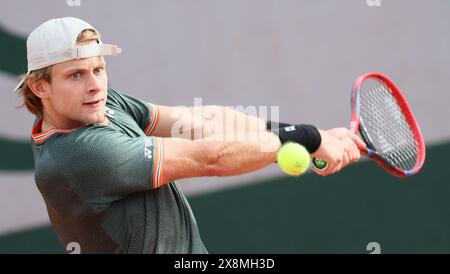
[44, 56, 108, 127]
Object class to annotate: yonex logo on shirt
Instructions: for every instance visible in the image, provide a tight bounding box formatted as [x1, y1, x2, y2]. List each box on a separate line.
[144, 137, 153, 159]
[105, 107, 115, 118]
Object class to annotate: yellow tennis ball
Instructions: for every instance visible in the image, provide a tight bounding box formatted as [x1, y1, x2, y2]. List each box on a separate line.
[277, 142, 310, 176]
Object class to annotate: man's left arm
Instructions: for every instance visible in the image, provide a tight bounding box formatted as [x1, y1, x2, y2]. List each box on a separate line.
[152, 105, 267, 139]
[152, 104, 366, 176]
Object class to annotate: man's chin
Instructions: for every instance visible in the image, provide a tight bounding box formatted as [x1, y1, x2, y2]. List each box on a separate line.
[85, 112, 106, 125]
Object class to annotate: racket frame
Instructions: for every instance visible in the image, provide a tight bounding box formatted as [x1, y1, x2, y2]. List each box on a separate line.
[350, 72, 426, 177]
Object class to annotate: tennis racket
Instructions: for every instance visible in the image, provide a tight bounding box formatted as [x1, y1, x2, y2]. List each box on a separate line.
[312, 72, 425, 177]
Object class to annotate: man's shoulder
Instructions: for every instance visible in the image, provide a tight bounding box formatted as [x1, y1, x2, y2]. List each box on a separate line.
[106, 87, 157, 130]
[106, 87, 153, 108]
[106, 87, 122, 99]
[106, 87, 135, 105]
[34, 126, 122, 179]
[35, 125, 115, 157]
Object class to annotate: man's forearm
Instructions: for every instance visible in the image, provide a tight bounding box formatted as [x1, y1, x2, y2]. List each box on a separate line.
[190, 105, 267, 139]
[203, 130, 281, 176]
[153, 105, 267, 139]
[161, 131, 281, 184]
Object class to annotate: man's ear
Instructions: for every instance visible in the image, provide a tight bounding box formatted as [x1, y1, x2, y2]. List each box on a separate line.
[27, 77, 50, 99]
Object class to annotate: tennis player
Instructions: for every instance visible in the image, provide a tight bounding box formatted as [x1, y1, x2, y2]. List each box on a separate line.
[15, 17, 366, 253]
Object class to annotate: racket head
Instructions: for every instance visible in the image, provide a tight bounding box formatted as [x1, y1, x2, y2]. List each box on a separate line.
[350, 72, 426, 177]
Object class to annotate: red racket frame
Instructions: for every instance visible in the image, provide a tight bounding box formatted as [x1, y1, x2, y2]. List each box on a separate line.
[350, 72, 426, 177]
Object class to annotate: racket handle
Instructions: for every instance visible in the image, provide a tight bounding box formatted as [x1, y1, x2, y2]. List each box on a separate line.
[312, 148, 372, 171]
[312, 157, 328, 170]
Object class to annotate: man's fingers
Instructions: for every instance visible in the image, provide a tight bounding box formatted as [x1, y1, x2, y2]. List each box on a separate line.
[348, 132, 367, 151]
[332, 160, 343, 174]
[311, 128, 365, 176]
[328, 155, 344, 175]
[343, 136, 360, 162]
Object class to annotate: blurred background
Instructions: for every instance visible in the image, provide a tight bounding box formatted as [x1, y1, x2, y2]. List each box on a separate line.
[0, 0, 449, 253]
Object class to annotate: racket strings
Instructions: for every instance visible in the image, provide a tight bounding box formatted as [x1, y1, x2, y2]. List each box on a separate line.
[360, 80, 418, 171]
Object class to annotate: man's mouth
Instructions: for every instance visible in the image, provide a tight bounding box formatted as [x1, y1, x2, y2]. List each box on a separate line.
[83, 99, 104, 107]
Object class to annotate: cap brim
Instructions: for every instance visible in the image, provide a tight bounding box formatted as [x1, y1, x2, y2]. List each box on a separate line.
[76, 44, 122, 58]
[12, 73, 29, 93]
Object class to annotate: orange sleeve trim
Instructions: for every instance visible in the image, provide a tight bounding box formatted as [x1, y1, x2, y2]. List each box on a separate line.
[144, 104, 160, 136]
[152, 137, 164, 189]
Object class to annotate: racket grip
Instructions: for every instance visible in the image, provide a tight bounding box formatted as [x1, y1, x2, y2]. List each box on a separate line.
[312, 148, 371, 170]
[312, 157, 328, 170]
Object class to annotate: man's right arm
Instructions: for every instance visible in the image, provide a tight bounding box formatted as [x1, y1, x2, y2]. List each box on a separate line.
[159, 131, 281, 185]
[158, 125, 366, 185]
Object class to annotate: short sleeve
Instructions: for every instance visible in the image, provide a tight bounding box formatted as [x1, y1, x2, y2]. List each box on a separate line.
[53, 127, 164, 212]
[107, 88, 160, 136]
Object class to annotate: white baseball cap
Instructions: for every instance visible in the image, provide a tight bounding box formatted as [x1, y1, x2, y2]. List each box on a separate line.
[13, 17, 121, 92]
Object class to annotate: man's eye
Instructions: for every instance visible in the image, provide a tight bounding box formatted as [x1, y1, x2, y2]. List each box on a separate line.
[71, 73, 81, 79]
[94, 68, 104, 75]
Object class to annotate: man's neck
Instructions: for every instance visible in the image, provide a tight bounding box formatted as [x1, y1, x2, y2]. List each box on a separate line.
[40, 114, 81, 132]
[40, 118, 55, 132]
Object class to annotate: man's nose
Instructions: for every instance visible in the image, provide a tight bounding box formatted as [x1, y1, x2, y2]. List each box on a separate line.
[86, 72, 103, 93]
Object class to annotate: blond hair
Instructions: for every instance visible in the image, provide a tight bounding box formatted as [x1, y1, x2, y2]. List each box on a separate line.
[17, 29, 101, 116]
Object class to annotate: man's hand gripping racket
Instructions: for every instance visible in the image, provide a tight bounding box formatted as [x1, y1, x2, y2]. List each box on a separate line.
[312, 72, 426, 177]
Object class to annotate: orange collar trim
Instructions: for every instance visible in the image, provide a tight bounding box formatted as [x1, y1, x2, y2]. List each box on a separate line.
[32, 116, 110, 144]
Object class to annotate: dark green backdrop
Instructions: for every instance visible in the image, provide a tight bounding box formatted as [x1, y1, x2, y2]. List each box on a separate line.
[0, 142, 448, 254]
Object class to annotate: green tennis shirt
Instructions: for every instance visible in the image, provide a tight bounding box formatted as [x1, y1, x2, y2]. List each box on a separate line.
[31, 88, 208, 254]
